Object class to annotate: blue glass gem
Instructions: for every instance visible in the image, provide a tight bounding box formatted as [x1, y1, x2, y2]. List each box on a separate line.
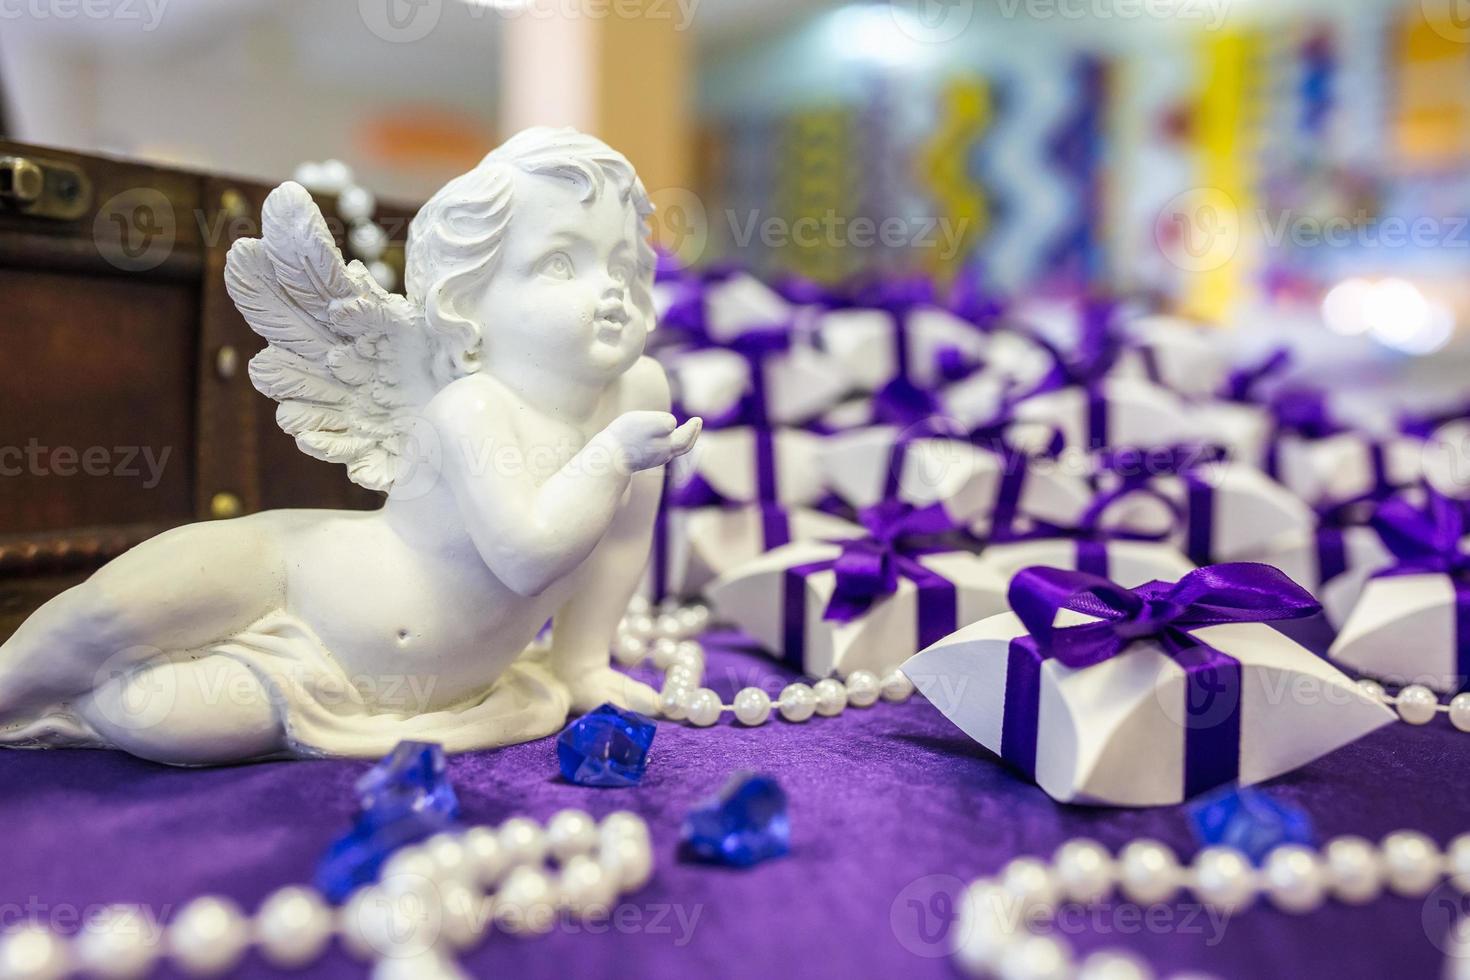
[315, 741, 462, 901]
[557, 703, 657, 787]
[680, 772, 790, 868]
[1188, 786, 1315, 866]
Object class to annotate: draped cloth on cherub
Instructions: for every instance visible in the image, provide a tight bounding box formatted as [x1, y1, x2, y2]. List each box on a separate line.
[0, 611, 570, 759]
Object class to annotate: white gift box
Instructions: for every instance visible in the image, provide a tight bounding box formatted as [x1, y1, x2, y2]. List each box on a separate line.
[1108, 315, 1231, 397]
[1244, 526, 1393, 628]
[902, 609, 1393, 806]
[817, 426, 1092, 535]
[978, 538, 1195, 589]
[1012, 378, 1199, 452]
[707, 541, 1010, 678]
[814, 306, 989, 391]
[640, 505, 864, 601]
[673, 426, 828, 507]
[1330, 574, 1469, 692]
[1093, 460, 1314, 563]
[1184, 400, 1273, 464]
[702, 273, 795, 338]
[1272, 432, 1423, 507]
[664, 344, 849, 425]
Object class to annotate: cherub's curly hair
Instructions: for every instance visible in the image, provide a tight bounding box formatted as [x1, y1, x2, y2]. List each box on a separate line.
[405, 126, 656, 386]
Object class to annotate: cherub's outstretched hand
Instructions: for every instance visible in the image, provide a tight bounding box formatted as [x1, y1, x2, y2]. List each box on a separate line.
[602, 412, 702, 473]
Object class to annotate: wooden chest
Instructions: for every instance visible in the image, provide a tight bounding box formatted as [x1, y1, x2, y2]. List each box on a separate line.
[0, 142, 415, 636]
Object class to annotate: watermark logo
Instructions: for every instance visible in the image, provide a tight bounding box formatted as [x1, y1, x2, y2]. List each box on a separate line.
[1423, 876, 1470, 956]
[94, 188, 175, 273]
[889, 0, 975, 44]
[890, 873, 968, 957]
[648, 187, 709, 269]
[359, 0, 443, 43]
[0, 0, 171, 32]
[1424, 0, 1470, 44]
[1156, 187, 1240, 274]
[89, 647, 177, 734]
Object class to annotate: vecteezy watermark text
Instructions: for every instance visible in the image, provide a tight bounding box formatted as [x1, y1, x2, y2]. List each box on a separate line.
[0, 441, 171, 489]
[725, 210, 972, 261]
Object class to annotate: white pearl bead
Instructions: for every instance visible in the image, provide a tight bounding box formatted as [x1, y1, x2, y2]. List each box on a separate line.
[685, 688, 723, 726]
[255, 886, 333, 969]
[600, 832, 654, 891]
[1447, 833, 1470, 886]
[292, 161, 325, 189]
[650, 637, 681, 669]
[547, 809, 600, 860]
[338, 887, 377, 960]
[168, 896, 250, 976]
[1000, 857, 1059, 915]
[1451, 694, 1470, 732]
[733, 687, 772, 725]
[367, 260, 397, 292]
[462, 825, 508, 887]
[625, 613, 655, 637]
[72, 905, 157, 980]
[1191, 846, 1256, 912]
[498, 816, 547, 866]
[348, 221, 388, 262]
[953, 881, 1021, 975]
[1355, 678, 1387, 702]
[997, 933, 1072, 980]
[379, 845, 435, 886]
[813, 677, 847, 717]
[659, 686, 691, 721]
[664, 664, 700, 691]
[600, 810, 650, 846]
[671, 640, 705, 672]
[1052, 838, 1114, 903]
[437, 879, 486, 950]
[1076, 949, 1155, 980]
[559, 854, 616, 914]
[494, 866, 556, 935]
[0, 925, 70, 980]
[1262, 845, 1325, 913]
[677, 605, 710, 634]
[371, 950, 470, 980]
[1381, 830, 1441, 896]
[627, 595, 651, 615]
[844, 670, 881, 707]
[316, 159, 354, 194]
[1396, 684, 1439, 725]
[337, 185, 377, 223]
[423, 832, 475, 886]
[778, 683, 817, 722]
[1118, 840, 1180, 905]
[880, 669, 916, 702]
[655, 613, 684, 638]
[1322, 835, 1382, 904]
[612, 634, 647, 666]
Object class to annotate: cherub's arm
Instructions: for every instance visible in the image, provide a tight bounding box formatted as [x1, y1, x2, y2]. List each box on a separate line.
[426, 364, 698, 598]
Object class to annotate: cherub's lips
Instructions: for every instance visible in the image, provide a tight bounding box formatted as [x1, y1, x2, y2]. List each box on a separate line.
[595, 304, 630, 327]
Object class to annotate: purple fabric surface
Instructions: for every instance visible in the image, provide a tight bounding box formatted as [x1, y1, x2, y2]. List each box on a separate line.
[1, 632, 1467, 979]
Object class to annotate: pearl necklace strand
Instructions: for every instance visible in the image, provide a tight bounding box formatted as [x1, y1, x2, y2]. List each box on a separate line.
[614, 596, 917, 726]
[952, 828, 1470, 980]
[0, 810, 653, 980]
[1354, 678, 1470, 730]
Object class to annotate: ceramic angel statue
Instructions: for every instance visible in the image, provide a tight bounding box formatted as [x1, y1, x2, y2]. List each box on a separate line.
[0, 127, 700, 765]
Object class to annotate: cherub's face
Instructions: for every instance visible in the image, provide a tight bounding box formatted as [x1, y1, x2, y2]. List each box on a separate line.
[472, 170, 650, 386]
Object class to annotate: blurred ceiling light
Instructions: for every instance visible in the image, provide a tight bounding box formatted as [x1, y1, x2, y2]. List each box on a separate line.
[1326, 276, 1456, 355]
[1321, 278, 1373, 335]
[832, 4, 930, 68]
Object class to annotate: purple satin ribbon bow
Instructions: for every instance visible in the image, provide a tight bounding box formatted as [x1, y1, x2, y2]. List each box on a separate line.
[1371, 492, 1470, 691]
[1000, 563, 1322, 797]
[780, 501, 960, 671]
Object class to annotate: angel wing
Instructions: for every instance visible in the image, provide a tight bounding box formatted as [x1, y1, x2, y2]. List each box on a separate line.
[224, 182, 441, 492]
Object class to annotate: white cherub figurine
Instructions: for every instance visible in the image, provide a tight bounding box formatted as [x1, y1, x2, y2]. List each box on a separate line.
[0, 127, 701, 765]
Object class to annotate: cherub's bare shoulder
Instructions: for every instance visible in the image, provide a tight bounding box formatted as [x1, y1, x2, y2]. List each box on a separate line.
[425, 373, 512, 434]
[617, 356, 672, 413]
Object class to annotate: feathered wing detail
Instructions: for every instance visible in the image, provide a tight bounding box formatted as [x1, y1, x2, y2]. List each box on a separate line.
[224, 182, 441, 492]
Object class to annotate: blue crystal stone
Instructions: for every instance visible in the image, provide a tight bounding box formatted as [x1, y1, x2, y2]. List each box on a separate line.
[315, 741, 462, 901]
[557, 703, 657, 787]
[680, 772, 790, 868]
[1188, 786, 1315, 865]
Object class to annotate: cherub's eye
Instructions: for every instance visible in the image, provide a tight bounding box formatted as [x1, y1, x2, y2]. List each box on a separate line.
[609, 260, 633, 285]
[537, 252, 574, 280]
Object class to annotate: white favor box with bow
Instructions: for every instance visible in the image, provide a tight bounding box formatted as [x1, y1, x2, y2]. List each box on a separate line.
[978, 539, 1196, 589]
[1011, 378, 1199, 452]
[672, 427, 828, 507]
[1245, 527, 1393, 627]
[1271, 432, 1423, 508]
[664, 345, 850, 425]
[817, 426, 1092, 534]
[901, 611, 1393, 806]
[1108, 315, 1232, 398]
[1330, 575, 1466, 692]
[639, 504, 864, 602]
[707, 541, 1009, 679]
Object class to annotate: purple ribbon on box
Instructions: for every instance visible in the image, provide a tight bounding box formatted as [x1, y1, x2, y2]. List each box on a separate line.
[1000, 563, 1321, 798]
[1089, 445, 1225, 566]
[1371, 492, 1470, 690]
[1220, 346, 1292, 405]
[1015, 300, 1130, 450]
[859, 278, 989, 427]
[780, 502, 959, 672]
[1259, 388, 1393, 498]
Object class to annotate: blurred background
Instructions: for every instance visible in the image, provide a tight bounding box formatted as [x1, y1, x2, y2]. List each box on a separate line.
[2, 0, 1469, 396]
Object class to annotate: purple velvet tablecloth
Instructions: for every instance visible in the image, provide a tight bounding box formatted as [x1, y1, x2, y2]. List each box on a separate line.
[2, 630, 1467, 980]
